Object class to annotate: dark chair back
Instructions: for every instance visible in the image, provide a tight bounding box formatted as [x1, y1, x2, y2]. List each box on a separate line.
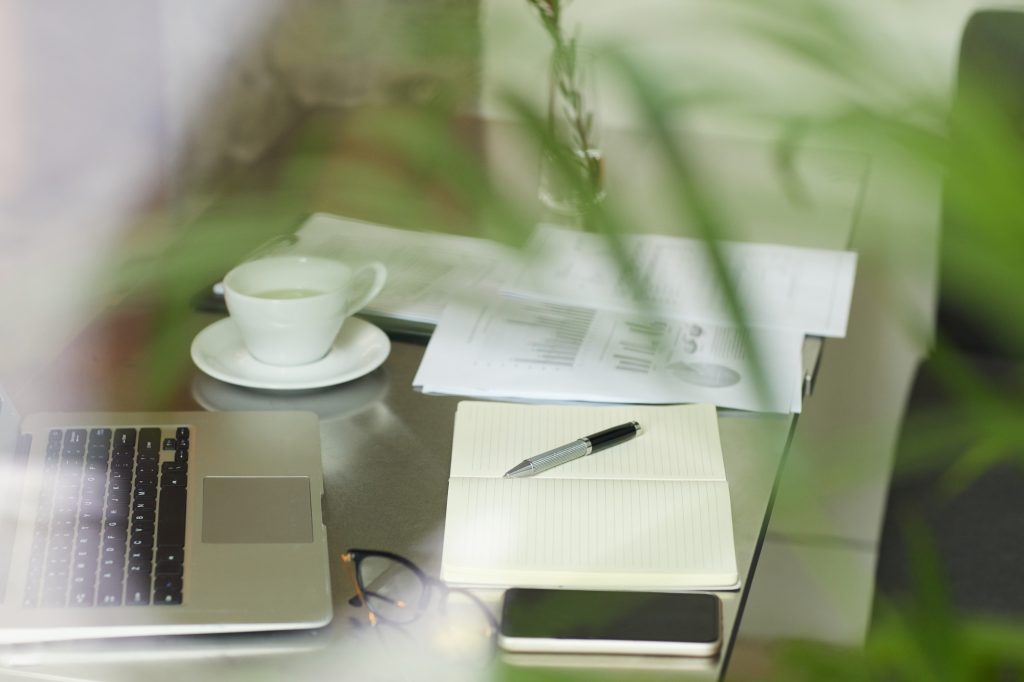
[938, 10, 1024, 357]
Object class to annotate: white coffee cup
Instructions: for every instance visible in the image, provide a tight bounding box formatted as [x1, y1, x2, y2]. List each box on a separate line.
[223, 255, 387, 366]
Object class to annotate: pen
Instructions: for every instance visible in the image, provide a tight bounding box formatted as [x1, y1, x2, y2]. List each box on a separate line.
[502, 421, 643, 478]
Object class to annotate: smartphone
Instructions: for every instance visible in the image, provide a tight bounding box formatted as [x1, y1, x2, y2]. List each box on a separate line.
[499, 588, 722, 657]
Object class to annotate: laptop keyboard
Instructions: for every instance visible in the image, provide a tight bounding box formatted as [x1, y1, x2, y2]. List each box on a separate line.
[22, 426, 190, 608]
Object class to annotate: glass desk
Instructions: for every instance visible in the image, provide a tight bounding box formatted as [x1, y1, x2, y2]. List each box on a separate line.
[1, 318, 790, 681]
[0, 114, 937, 680]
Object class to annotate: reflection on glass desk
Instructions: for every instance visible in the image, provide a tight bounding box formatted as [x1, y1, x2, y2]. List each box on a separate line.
[190, 368, 391, 421]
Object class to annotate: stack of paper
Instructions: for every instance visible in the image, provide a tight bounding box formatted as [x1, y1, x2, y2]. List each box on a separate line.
[413, 226, 856, 413]
[284, 215, 858, 413]
[291, 213, 521, 325]
[414, 294, 804, 413]
[512, 225, 857, 338]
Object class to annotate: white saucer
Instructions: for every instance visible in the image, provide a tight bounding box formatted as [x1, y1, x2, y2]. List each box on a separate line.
[190, 317, 391, 390]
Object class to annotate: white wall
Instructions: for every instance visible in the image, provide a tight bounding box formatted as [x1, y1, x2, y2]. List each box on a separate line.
[0, 0, 284, 378]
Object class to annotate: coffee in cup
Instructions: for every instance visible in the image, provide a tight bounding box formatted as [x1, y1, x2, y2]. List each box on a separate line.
[223, 255, 387, 366]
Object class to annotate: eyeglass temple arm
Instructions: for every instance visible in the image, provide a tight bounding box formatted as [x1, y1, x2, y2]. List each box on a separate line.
[340, 552, 378, 626]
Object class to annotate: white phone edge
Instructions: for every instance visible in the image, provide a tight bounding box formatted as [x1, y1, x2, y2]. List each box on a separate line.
[497, 634, 721, 657]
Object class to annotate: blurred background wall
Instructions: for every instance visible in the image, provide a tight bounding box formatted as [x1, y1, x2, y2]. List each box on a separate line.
[0, 0, 479, 379]
[478, 0, 1024, 137]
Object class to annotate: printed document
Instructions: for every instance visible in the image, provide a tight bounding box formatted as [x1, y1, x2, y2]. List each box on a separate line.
[293, 213, 520, 324]
[413, 295, 804, 413]
[509, 225, 857, 337]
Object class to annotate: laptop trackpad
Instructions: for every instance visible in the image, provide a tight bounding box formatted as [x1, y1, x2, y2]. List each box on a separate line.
[202, 477, 313, 543]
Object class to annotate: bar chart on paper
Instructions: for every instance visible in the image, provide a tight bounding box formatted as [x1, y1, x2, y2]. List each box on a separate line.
[413, 296, 803, 412]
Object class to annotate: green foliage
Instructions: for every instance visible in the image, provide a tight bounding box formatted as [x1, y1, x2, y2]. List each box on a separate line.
[525, 0, 601, 203]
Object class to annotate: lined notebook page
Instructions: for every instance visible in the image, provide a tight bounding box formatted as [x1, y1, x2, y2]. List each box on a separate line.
[441, 479, 737, 588]
[440, 401, 739, 590]
[449, 402, 725, 481]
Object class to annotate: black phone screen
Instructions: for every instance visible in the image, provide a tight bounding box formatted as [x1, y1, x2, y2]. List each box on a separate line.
[500, 588, 720, 643]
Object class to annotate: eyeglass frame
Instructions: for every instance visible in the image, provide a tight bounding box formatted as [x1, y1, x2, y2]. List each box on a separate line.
[340, 548, 498, 635]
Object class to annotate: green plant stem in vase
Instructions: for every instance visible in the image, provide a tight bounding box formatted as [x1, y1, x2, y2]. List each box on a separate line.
[528, 0, 605, 220]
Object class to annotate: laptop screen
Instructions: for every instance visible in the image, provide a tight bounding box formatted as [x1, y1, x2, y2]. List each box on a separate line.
[0, 386, 21, 460]
[0, 387, 25, 604]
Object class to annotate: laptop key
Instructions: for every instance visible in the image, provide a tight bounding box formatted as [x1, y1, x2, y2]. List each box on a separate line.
[69, 573, 95, 605]
[101, 554, 125, 571]
[154, 589, 182, 605]
[74, 545, 99, 562]
[156, 547, 184, 565]
[130, 534, 153, 551]
[64, 429, 87, 449]
[80, 497, 103, 514]
[127, 560, 151, 577]
[162, 472, 186, 488]
[106, 503, 130, 521]
[154, 575, 182, 593]
[137, 453, 158, 467]
[133, 498, 156, 513]
[128, 547, 152, 564]
[53, 517, 75, 533]
[136, 463, 158, 477]
[98, 584, 123, 606]
[133, 485, 157, 501]
[134, 475, 157, 488]
[89, 427, 112, 442]
[103, 528, 127, 546]
[75, 531, 99, 550]
[49, 536, 73, 554]
[157, 487, 186, 548]
[85, 458, 108, 474]
[127, 574, 151, 605]
[114, 429, 137, 451]
[111, 457, 133, 473]
[131, 527, 154, 545]
[41, 587, 67, 608]
[106, 488, 131, 507]
[69, 587, 95, 607]
[155, 560, 182, 576]
[100, 544, 123, 561]
[138, 428, 161, 456]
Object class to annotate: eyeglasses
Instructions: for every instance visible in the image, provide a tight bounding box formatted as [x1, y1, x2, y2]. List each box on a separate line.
[340, 549, 497, 659]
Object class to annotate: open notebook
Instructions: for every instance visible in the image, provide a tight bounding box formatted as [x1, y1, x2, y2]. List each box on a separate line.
[440, 402, 740, 590]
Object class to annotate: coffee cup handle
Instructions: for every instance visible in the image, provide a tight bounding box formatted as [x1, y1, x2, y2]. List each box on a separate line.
[345, 262, 388, 316]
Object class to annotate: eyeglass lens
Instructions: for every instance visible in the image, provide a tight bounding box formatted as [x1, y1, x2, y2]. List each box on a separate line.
[356, 554, 428, 624]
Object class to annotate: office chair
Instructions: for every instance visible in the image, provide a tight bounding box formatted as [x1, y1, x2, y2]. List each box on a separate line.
[935, 9, 1024, 358]
[875, 9, 1024, 617]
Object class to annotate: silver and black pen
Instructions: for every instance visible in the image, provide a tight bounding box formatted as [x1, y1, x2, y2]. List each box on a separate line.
[503, 421, 642, 478]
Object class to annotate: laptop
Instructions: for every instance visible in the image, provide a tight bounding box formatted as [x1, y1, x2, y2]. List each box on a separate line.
[0, 385, 332, 643]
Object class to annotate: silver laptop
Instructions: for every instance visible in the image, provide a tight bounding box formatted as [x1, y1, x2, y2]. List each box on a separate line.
[0, 386, 332, 643]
